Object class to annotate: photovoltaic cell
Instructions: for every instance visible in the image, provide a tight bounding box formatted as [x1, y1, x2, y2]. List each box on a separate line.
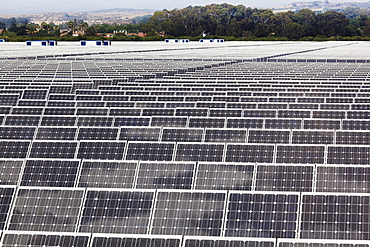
[0, 160, 23, 185]
[78, 160, 137, 188]
[264, 119, 301, 129]
[136, 162, 195, 189]
[226, 118, 263, 129]
[77, 127, 119, 140]
[77, 116, 113, 127]
[151, 117, 188, 127]
[184, 237, 276, 247]
[226, 192, 299, 238]
[21, 159, 80, 187]
[205, 129, 247, 143]
[40, 116, 76, 126]
[292, 131, 334, 144]
[336, 131, 370, 145]
[151, 190, 226, 236]
[195, 163, 254, 190]
[8, 188, 84, 232]
[79, 189, 154, 234]
[5, 115, 40, 126]
[0, 126, 35, 140]
[114, 117, 150, 127]
[248, 130, 290, 144]
[189, 117, 225, 128]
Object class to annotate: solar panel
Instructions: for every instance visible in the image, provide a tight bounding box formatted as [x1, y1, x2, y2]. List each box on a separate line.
[276, 145, 325, 164]
[109, 108, 141, 116]
[91, 234, 182, 247]
[0, 126, 35, 140]
[78, 160, 137, 188]
[36, 127, 77, 140]
[175, 108, 208, 117]
[184, 236, 276, 247]
[248, 130, 290, 144]
[77, 141, 126, 160]
[44, 107, 76, 115]
[119, 127, 161, 141]
[300, 193, 370, 240]
[21, 159, 80, 187]
[162, 128, 203, 142]
[0, 186, 15, 230]
[79, 189, 155, 234]
[316, 165, 370, 193]
[205, 129, 247, 143]
[114, 117, 150, 127]
[303, 119, 341, 130]
[40, 116, 76, 126]
[195, 163, 254, 190]
[29, 141, 78, 159]
[225, 144, 274, 163]
[151, 190, 226, 236]
[0, 141, 30, 158]
[244, 110, 276, 118]
[5, 115, 40, 126]
[176, 143, 225, 162]
[0, 231, 90, 247]
[264, 119, 302, 129]
[336, 131, 370, 145]
[225, 192, 299, 238]
[277, 239, 369, 247]
[8, 187, 84, 232]
[327, 146, 370, 165]
[77, 127, 119, 140]
[226, 118, 263, 129]
[126, 142, 175, 161]
[292, 130, 334, 144]
[256, 164, 314, 192]
[136, 162, 195, 189]
[189, 117, 225, 128]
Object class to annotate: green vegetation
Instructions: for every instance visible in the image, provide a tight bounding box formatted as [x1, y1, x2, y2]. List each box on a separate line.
[3, 4, 370, 41]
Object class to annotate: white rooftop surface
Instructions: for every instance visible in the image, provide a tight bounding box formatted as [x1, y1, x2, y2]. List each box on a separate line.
[0, 41, 362, 60]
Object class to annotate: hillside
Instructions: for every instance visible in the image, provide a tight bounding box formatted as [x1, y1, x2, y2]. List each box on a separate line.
[0, 8, 155, 25]
[273, 1, 370, 12]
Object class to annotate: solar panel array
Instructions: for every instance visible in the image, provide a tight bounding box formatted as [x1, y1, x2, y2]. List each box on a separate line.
[0, 41, 370, 246]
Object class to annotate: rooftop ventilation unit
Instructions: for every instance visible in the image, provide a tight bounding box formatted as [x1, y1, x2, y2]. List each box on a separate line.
[165, 39, 190, 43]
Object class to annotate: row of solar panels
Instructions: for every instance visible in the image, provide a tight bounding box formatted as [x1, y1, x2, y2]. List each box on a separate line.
[1, 232, 368, 247]
[1, 159, 369, 193]
[1, 186, 370, 239]
[1, 140, 370, 165]
[3, 126, 370, 145]
[6, 106, 370, 119]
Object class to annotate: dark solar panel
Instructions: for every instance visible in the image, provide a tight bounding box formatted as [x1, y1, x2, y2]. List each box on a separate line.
[184, 237, 275, 247]
[176, 108, 208, 117]
[78, 160, 137, 188]
[176, 143, 225, 162]
[276, 145, 325, 164]
[40, 116, 76, 126]
[336, 131, 370, 145]
[292, 131, 334, 144]
[0, 126, 35, 140]
[300, 193, 370, 240]
[91, 235, 181, 247]
[77, 141, 126, 160]
[226, 192, 299, 238]
[5, 115, 40, 126]
[303, 119, 341, 130]
[0, 186, 15, 229]
[151, 191, 226, 236]
[21, 159, 80, 187]
[8, 188, 84, 232]
[256, 164, 314, 192]
[114, 117, 150, 127]
[151, 117, 188, 127]
[1, 232, 90, 247]
[225, 144, 274, 163]
[136, 162, 194, 189]
[80, 189, 154, 234]
[316, 165, 370, 193]
[248, 130, 290, 144]
[327, 146, 370, 165]
[36, 127, 77, 140]
[162, 128, 203, 142]
[77, 116, 113, 127]
[119, 127, 161, 141]
[195, 163, 254, 190]
[189, 117, 225, 128]
[227, 118, 263, 129]
[29, 141, 78, 159]
[265, 119, 302, 129]
[205, 129, 247, 143]
[77, 127, 119, 140]
[126, 142, 174, 161]
[0, 141, 30, 158]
